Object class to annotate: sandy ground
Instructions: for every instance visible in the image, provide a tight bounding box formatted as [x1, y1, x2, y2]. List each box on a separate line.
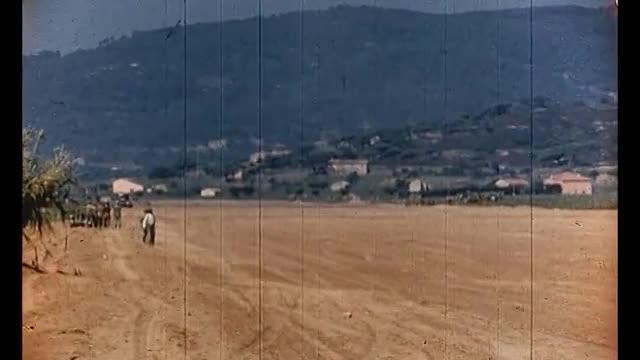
[22, 203, 617, 360]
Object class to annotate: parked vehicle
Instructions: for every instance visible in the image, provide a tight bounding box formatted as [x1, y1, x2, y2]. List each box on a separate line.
[117, 195, 134, 208]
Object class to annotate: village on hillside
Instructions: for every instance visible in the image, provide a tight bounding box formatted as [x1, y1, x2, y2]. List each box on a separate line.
[67, 147, 617, 213]
[63, 98, 617, 210]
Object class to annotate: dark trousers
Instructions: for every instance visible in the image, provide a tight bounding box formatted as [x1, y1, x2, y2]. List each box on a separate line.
[143, 225, 156, 245]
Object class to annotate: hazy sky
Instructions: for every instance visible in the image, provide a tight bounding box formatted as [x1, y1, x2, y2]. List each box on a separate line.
[23, 0, 607, 55]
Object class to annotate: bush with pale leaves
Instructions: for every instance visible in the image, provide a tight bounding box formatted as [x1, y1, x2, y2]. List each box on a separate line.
[22, 128, 75, 243]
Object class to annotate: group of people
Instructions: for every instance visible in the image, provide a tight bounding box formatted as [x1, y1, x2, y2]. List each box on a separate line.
[70, 199, 122, 229]
[69, 197, 156, 247]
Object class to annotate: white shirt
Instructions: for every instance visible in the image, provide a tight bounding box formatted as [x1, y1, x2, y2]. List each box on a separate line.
[142, 213, 155, 229]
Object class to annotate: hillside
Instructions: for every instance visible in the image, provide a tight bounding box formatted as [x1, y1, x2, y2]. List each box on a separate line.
[122, 99, 617, 203]
[23, 5, 617, 171]
[258, 101, 618, 171]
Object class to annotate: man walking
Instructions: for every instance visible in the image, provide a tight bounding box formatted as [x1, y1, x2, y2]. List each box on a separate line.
[112, 202, 122, 229]
[141, 208, 156, 245]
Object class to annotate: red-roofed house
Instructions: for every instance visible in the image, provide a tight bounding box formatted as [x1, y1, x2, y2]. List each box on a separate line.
[543, 172, 592, 195]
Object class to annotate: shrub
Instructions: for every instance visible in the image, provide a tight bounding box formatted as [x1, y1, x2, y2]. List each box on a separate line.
[22, 128, 75, 266]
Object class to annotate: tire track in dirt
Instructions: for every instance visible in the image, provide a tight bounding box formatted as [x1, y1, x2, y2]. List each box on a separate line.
[126, 217, 231, 359]
[130, 298, 158, 360]
[158, 218, 301, 359]
[130, 297, 168, 360]
[160, 216, 264, 313]
[102, 229, 168, 360]
[104, 232, 140, 282]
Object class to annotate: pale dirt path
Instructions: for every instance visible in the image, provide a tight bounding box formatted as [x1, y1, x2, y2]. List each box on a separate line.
[22, 218, 188, 360]
[100, 217, 188, 360]
[104, 229, 158, 360]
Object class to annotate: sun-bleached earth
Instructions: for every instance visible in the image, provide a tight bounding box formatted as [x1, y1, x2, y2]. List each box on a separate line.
[23, 202, 617, 359]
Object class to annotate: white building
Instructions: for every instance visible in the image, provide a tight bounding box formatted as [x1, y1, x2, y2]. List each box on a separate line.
[408, 179, 429, 194]
[327, 159, 369, 176]
[200, 188, 221, 198]
[228, 169, 243, 181]
[112, 178, 144, 195]
[330, 181, 350, 193]
[249, 149, 291, 164]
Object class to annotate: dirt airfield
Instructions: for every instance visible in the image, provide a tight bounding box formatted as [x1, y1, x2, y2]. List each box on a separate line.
[23, 202, 617, 360]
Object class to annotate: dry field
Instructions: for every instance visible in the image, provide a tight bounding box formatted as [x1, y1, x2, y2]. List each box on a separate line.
[22, 202, 617, 360]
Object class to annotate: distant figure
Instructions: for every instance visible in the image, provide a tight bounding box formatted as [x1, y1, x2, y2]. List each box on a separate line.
[102, 202, 111, 228]
[141, 208, 156, 245]
[112, 202, 122, 229]
[72, 207, 86, 227]
[95, 202, 104, 229]
[86, 203, 97, 228]
[94, 196, 103, 228]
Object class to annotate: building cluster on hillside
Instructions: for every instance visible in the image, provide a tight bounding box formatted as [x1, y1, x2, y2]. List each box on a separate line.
[105, 144, 613, 205]
[110, 178, 221, 199]
[490, 172, 595, 196]
[219, 147, 610, 203]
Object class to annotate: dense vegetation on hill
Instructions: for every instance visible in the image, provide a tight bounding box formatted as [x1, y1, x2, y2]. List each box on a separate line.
[23, 5, 617, 173]
[123, 98, 616, 204]
[257, 102, 617, 170]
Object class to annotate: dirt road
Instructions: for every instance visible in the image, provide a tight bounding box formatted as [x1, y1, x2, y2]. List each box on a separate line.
[23, 204, 617, 359]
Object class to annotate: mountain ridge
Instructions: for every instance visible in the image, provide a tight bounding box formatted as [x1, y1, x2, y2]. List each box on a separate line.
[24, 1, 610, 55]
[23, 5, 617, 171]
